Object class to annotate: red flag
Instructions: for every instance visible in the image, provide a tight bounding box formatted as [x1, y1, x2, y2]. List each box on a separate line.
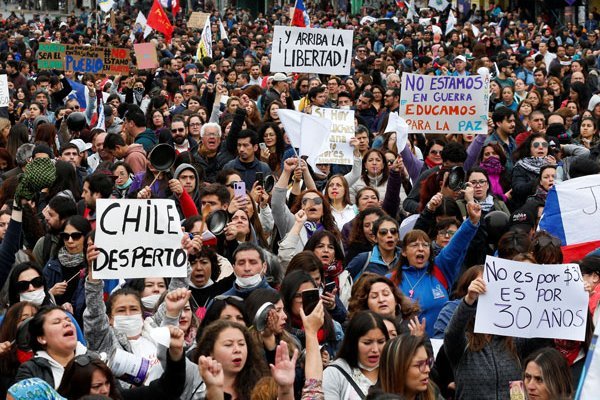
[147, 0, 174, 42]
[172, 0, 181, 16]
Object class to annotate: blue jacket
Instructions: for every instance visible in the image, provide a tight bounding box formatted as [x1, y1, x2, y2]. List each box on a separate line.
[346, 245, 402, 279]
[43, 259, 86, 323]
[222, 158, 272, 189]
[387, 218, 478, 337]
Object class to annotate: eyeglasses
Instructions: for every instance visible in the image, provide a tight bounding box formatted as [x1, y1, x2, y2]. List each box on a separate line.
[302, 197, 323, 206]
[16, 276, 44, 292]
[532, 142, 549, 148]
[182, 88, 194, 92]
[469, 179, 488, 187]
[171, 128, 186, 133]
[60, 232, 84, 241]
[378, 228, 398, 236]
[189, 122, 202, 127]
[413, 357, 435, 372]
[437, 229, 456, 237]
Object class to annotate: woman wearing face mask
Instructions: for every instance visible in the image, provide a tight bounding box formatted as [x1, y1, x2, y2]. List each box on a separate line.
[111, 162, 134, 199]
[323, 311, 389, 399]
[123, 277, 168, 316]
[8, 263, 52, 308]
[195, 320, 269, 400]
[0, 302, 38, 397]
[15, 306, 90, 389]
[43, 216, 91, 324]
[478, 143, 511, 201]
[511, 133, 555, 208]
[273, 158, 340, 257]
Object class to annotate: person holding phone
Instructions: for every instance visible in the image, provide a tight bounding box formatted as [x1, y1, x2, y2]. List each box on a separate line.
[222, 130, 271, 190]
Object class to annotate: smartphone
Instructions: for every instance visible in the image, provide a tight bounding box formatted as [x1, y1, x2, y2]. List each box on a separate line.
[323, 281, 336, 294]
[259, 142, 268, 151]
[255, 172, 264, 188]
[233, 181, 246, 198]
[302, 288, 320, 316]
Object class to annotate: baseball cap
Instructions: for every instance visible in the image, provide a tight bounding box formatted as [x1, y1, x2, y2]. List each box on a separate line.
[509, 208, 536, 233]
[70, 139, 92, 153]
[454, 55, 466, 63]
[272, 72, 291, 82]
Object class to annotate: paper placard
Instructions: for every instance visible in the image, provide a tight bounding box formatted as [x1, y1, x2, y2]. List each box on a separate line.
[0, 75, 9, 107]
[271, 26, 354, 75]
[93, 199, 187, 279]
[188, 12, 210, 29]
[311, 107, 354, 165]
[134, 43, 158, 70]
[37, 43, 130, 75]
[474, 256, 588, 341]
[399, 72, 490, 134]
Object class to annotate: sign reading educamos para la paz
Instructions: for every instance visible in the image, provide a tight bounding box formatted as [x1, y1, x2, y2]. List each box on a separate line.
[37, 43, 130, 75]
[474, 256, 588, 341]
[400, 73, 490, 134]
[93, 199, 187, 279]
[270, 26, 354, 75]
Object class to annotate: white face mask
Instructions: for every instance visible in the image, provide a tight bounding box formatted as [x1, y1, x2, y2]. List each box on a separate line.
[113, 314, 143, 338]
[235, 274, 262, 288]
[358, 361, 379, 372]
[20, 289, 45, 306]
[141, 294, 161, 310]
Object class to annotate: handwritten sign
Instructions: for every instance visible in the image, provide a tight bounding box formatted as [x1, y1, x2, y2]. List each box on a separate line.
[188, 12, 210, 29]
[271, 26, 353, 75]
[0, 75, 9, 107]
[93, 199, 187, 279]
[399, 73, 490, 134]
[37, 44, 130, 74]
[311, 107, 354, 165]
[134, 43, 158, 70]
[474, 256, 588, 341]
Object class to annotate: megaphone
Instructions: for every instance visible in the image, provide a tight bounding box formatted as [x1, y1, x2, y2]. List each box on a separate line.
[148, 143, 176, 172]
[66, 112, 87, 132]
[206, 210, 229, 236]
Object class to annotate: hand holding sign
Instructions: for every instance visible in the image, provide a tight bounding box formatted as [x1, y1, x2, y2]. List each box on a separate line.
[384, 112, 409, 153]
[465, 277, 486, 305]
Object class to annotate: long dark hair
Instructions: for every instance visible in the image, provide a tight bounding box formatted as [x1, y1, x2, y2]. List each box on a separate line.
[325, 174, 352, 207]
[7, 263, 48, 306]
[512, 132, 547, 161]
[290, 189, 340, 238]
[57, 215, 92, 253]
[348, 207, 386, 246]
[390, 230, 435, 286]
[0, 302, 38, 376]
[524, 347, 573, 399]
[6, 124, 29, 160]
[335, 311, 389, 368]
[256, 122, 285, 169]
[58, 357, 122, 400]
[46, 160, 82, 200]
[304, 230, 344, 263]
[361, 149, 389, 186]
[196, 321, 269, 400]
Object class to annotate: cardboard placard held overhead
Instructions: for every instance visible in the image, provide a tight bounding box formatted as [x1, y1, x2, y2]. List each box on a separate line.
[93, 199, 187, 279]
[134, 43, 159, 70]
[37, 44, 130, 75]
[188, 12, 210, 29]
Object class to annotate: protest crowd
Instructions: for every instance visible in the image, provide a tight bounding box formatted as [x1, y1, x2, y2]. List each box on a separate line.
[1, 0, 600, 399]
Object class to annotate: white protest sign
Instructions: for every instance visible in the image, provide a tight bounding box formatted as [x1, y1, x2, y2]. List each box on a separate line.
[400, 73, 490, 134]
[0, 75, 9, 107]
[474, 256, 588, 341]
[384, 112, 409, 153]
[271, 26, 353, 75]
[311, 107, 354, 165]
[93, 199, 187, 279]
[299, 113, 332, 172]
[428, 0, 449, 12]
[278, 109, 302, 148]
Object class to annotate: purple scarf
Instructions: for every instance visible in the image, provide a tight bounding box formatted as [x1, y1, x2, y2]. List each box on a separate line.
[480, 157, 507, 201]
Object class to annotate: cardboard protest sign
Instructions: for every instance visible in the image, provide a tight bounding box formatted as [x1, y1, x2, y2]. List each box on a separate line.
[0, 75, 9, 107]
[134, 43, 159, 70]
[271, 26, 353, 75]
[188, 12, 210, 29]
[399, 73, 490, 134]
[474, 256, 588, 341]
[311, 107, 354, 165]
[37, 44, 130, 75]
[93, 199, 187, 279]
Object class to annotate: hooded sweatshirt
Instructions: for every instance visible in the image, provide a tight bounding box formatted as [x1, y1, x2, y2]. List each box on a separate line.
[124, 144, 148, 174]
[173, 163, 201, 208]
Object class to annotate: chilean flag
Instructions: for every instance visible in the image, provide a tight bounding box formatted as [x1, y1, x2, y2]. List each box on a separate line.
[292, 0, 310, 28]
[538, 175, 600, 262]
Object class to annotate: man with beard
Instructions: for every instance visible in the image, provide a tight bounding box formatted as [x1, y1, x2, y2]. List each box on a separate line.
[223, 129, 271, 188]
[195, 123, 234, 183]
[32, 195, 78, 268]
[80, 173, 114, 229]
[170, 116, 199, 155]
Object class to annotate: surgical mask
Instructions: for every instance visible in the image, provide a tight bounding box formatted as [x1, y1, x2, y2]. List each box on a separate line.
[358, 361, 379, 371]
[235, 274, 262, 288]
[116, 177, 132, 190]
[20, 289, 45, 306]
[141, 294, 161, 310]
[113, 314, 143, 337]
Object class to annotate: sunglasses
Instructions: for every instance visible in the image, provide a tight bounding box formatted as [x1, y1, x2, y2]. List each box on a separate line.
[532, 142, 549, 148]
[16, 276, 44, 293]
[387, 159, 394, 165]
[60, 232, 84, 241]
[378, 228, 398, 236]
[413, 357, 435, 373]
[74, 354, 99, 367]
[171, 128, 186, 134]
[302, 197, 323, 206]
